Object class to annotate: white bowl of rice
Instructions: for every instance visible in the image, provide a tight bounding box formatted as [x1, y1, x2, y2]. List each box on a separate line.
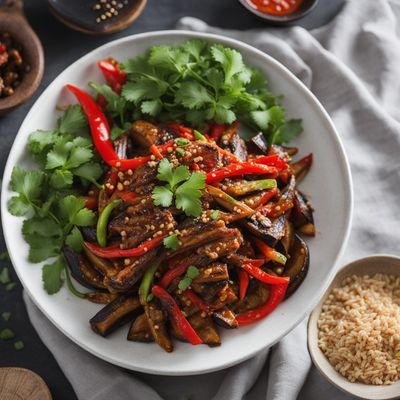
[308, 255, 400, 400]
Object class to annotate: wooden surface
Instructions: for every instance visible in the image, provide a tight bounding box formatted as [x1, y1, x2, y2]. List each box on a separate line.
[0, 368, 52, 400]
[0, 0, 44, 114]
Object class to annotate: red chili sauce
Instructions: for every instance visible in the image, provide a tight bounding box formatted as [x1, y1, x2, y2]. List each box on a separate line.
[247, 0, 304, 16]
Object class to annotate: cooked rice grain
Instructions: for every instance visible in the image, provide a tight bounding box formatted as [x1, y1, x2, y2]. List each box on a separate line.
[317, 273, 400, 385]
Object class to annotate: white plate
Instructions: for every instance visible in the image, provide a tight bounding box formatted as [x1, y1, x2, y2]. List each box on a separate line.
[0, 31, 353, 375]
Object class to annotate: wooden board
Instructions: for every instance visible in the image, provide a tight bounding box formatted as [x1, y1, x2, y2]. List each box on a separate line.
[0, 368, 52, 400]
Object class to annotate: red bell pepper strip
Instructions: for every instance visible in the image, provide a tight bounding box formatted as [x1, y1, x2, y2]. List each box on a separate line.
[255, 187, 279, 210]
[149, 144, 164, 159]
[247, 258, 265, 268]
[206, 162, 278, 184]
[237, 267, 250, 300]
[98, 59, 127, 94]
[117, 191, 137, 203]
[66, 84, 118, 165]
[163, 121, 195, 141]
[213, 143, 241, 163]
[255, 155, 289, 170]
[236, 281, 288, 326]
[240, 263, 289, 285]
[184, 289, 210, 313]
[110, 156, 152, 171]
[253, 238, 287, 265]
[210, 123, 226, 142]
[81, 196, 98, 210]
[159, 262, 190, 289]
[84, 235, 165, 259]
[151, 285, 203, 345]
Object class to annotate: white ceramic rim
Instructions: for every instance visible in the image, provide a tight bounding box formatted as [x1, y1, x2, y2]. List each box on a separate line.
[308, 254, 400, 400]
[1, 30, 353, 375]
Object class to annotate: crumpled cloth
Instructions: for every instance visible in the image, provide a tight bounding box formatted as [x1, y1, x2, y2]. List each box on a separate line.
[24, 0, 400, 398]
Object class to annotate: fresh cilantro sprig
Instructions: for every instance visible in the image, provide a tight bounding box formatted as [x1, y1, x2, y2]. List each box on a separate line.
[178, 266, 200, 291]
[7, 105, 99, 295]
[116, 40, 302, 145]
[152, 159, 206, 217]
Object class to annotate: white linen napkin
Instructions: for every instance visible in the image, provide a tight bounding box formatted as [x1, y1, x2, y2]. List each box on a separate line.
[24, 0, 400, 398]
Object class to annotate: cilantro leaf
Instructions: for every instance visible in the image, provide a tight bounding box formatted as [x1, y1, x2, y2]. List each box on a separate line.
[65, 227, 84, 251]
[273, 119, 303, 144]
[141, 99, 162, 116]
[58, 195, 95, 227]
[90, 82, 126, 119]
[210, 210, 220, 220]
[110, 126, 125, 140]
[152, 186, 173, 207]
[8, 196, 31, 216]
[14, 340, 25, 350]
[175, 172, 205, 217]
[211, 44, 244, 84]
[156, 159, 190, 190]
[175, 82, 213, 110]
[42, 257, 64, 295]
[49, 169, 73, 189]
[22, 217, 63, 263]
[186, 266, 199, 279]
[72, 162, 103, 183]
[28, 130, 58, 155]
[122, 78, 168, 104]
[178, 277, 192, 291]
[163, 234, 179, 250]
[58, 104, 87, 134]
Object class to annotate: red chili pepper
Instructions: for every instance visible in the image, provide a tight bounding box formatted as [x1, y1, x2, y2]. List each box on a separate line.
[237, 268, 250, 300]
[159, 263, 189, 289]
[98, 59, 127, 94]
[206, 162, 278, 184]
[117, 191, 137, 203]
[255, 187, 279, 210]
[236, 281, 288, 326]
[152, 285, 203, 345]
[184, 289, 210, 313]
[191, 162, 200, 171]
[67, 85, 118, 165]
[104, 169, 119, 196]
[81, 196, 98, 210]
[253, 238, 287, 265]
[111, 156, 152, 171]
[149, 144, 164, 159]
[246, 258, 265, 268]
[255, 155, 289, 170]
[240, 263, 289, 285]
[84, 236, 165, 259]
[163, 121, 195, 141]
[210, 123, 226, 142]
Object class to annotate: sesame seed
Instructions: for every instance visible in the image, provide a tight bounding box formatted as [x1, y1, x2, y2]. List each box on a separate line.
[127, 169, 133, 176]
[117, 183, 124, 191]
[124, 258, 130, 265]
[123, 180, 130, 186]
[150, 155, 156, 161]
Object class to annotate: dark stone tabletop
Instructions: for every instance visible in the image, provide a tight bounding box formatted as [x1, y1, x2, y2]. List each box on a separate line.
[0, 1, 344, 398]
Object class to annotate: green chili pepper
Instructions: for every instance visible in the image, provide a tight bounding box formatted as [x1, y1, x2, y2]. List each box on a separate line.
[96, 199, 121, 247]
[139, 257, 162, 305]
[193, 130, 207, 142]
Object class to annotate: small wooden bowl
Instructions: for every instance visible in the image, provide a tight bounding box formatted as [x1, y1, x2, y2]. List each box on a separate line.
[0, 367, 52, 400]
[238, 0, 319, 25]
[0, 0, 44, 115]
[308, 254, 400, 400]
[48, 0, 147, 35]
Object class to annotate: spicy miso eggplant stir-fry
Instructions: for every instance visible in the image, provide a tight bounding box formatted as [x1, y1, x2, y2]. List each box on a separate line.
[8, 40, 315, 352]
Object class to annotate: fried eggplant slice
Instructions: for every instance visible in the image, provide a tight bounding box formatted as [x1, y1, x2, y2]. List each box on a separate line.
[63, 248, 106, 290]
[90, 295, 141, 337]
[145, 300, 173, 352]
[129, 120, 159, 147]
[127, 313, 154, 342]
[292, 190, 316, 236]
[283, 234, 309, 298]
[290, 153, 312, 182]
[86, 292, 119, 304]
[188, 313, 221, 347]
[213, 307, 238, 329]
[219, 125, 248, 162]
[107, 249, 158, 291]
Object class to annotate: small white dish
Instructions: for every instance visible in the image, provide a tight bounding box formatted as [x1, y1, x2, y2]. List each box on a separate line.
[308, 254, 400, 400]
[1, 30, 352, 375]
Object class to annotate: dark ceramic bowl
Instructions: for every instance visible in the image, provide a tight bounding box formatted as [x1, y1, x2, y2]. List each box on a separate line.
[238, 0, 319, 25]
